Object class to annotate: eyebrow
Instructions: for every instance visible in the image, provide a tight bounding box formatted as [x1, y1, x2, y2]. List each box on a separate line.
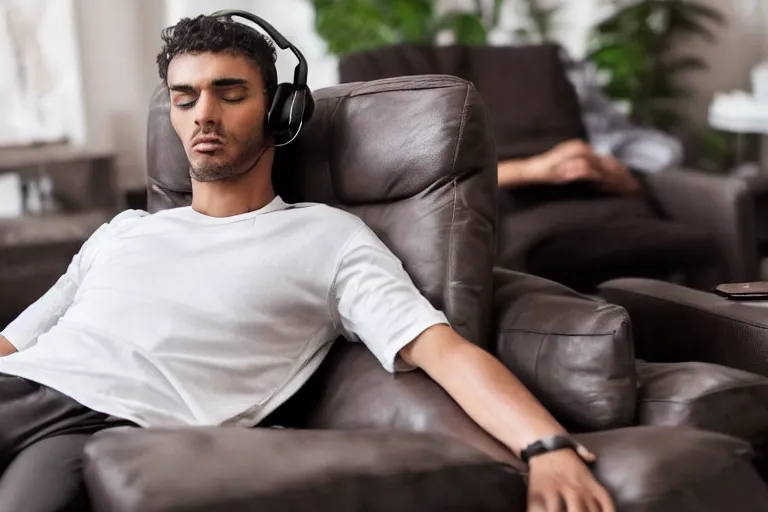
[169, 78, 249, 93]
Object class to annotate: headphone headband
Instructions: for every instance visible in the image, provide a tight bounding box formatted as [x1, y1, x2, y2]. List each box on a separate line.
[209, 9, 308, 86]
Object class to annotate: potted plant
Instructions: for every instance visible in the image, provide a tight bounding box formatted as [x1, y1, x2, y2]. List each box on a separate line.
[588, 0, 726, 131]
[310, 0, 506, 57]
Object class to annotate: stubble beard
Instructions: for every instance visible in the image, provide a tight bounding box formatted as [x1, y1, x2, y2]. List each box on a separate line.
[189, 127, 267, 183]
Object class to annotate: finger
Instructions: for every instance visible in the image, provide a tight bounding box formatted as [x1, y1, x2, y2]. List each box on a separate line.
[527, 492, 547, 512]
[562, 489, 590, 512]
[585, 496, 602, 512]
[528, 489, 563, 512]
[592, 485, 615, 512]
[542, 491, 564, 512]
[576, 445, 596, 463]
[553, 141, 592, 165]
[561, 160, 599, 182]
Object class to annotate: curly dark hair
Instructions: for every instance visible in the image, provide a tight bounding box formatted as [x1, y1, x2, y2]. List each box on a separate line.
[156, 15, 278, 100]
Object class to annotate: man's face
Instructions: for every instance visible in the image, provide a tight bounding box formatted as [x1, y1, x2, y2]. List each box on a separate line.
[167, 52, 269, 182]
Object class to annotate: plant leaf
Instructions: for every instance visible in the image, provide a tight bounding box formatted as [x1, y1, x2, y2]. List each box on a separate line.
[438, 11, 488, 45]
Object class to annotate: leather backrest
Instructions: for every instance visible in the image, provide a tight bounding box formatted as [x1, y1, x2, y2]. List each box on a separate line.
[339, 43, 587, 161]
[146, 75, 498, 347]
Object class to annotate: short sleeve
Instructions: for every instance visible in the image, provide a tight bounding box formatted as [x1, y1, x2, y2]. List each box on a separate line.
[330, 224, 449, 373]
[1, 209, 148, 351]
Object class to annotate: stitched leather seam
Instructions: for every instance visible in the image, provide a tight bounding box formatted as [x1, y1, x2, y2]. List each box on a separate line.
[450, 83, 471, 175]
[443, 83, 470, 328]
[605, 288, 768, 331]
[498, 329, 614, 337]
[445, 180, 458, 326]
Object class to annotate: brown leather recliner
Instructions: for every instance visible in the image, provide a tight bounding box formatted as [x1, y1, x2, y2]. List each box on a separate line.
[82, 76, 768, 511]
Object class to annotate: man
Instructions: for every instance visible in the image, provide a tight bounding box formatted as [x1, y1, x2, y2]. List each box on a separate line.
[493, 48, 722, 293]
[0, 15, 613, 512]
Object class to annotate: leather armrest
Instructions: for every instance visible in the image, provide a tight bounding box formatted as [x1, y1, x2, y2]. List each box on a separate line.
[600, 278, 768, 377]
[576, 426, 768, 512]
[84, 428, 526, 512]
[493, 268, 637, 431]
[267, 342, 523, 470]
[644, 169, 759, 283]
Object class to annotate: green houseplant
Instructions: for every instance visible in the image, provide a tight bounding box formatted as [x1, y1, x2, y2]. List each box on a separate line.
[310, 0, 506, 56]
[588, 0, 726, 131]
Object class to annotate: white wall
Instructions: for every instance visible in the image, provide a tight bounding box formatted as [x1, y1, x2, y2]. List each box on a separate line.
[166, 0, 339, 90]
[676, 0, 768, 125]
[74, 0, 166, 190]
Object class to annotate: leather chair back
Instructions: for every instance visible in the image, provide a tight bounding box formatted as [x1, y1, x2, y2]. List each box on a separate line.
[146, 75, 498, 346]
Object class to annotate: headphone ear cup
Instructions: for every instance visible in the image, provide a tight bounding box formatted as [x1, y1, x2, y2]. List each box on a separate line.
[301, 88, 315, 123]
[267, 83, 294, 144]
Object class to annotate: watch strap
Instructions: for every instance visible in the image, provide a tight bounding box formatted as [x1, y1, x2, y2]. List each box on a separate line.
[520, 435, 587, 464]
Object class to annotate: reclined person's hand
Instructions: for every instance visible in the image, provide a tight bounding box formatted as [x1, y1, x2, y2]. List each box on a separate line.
[592, 154, 641, 195]
[525, 140, 603, 185]
[528, 449, 613, 512]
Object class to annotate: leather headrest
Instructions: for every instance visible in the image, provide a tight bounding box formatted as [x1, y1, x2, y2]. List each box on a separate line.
[145, 75, 496, 212]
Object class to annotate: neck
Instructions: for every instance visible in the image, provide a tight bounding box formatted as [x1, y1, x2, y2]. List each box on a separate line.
[190, 148, 276, 218]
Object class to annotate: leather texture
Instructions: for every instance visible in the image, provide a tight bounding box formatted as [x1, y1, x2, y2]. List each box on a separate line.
[146, 75, 497, 347]
[339, 43, 588, 163]
[643, 169, 760, 283]
[264, 342, 525, 471]
[637, 361, 768, 446]
[83, 425, 768, 512]
[493, 268, 637, 431]
[599, 278, 768, 377]
[575, 426, 768, 512]
[84, 428, 526, 512]
[636, 360, 768, 445]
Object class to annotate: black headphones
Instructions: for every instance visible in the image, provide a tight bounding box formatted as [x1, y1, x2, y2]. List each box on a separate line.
[210, 9, 315, 146]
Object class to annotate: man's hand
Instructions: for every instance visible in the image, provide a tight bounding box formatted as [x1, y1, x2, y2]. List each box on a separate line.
[0, 335, 17, 357]
[592, 154, 641, 195]
[528, 450, 614, 512]
[401, 325, 615, 511]
[498, 139, 641, 196]
[522, 140, 602, 185]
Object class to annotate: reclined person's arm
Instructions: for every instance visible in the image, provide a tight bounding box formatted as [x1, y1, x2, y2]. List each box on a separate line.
[332, 223, 614, 512]
[0, 213, 127, 354]
[498, 139, 639, 195]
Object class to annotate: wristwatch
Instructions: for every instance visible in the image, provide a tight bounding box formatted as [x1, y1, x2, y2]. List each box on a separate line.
[520, 435, 593, 465]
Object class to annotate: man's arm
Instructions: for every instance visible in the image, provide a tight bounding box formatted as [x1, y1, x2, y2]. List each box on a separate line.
[498, 140, 600, 188]
[401, 325, 614, 512]
[0, 335, 16, 357]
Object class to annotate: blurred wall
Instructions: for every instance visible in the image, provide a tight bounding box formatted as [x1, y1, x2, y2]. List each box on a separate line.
[74, 0, 166, 191]
[675, 0, 768, 126]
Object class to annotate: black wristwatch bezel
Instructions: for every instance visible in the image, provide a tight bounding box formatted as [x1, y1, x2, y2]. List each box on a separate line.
[520, 435, 591, 465]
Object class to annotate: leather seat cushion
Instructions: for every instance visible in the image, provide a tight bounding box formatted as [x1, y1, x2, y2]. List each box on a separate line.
[578, 426, 768, 511]
[636, 360, 768, 446]
[83, 427, 526, 512]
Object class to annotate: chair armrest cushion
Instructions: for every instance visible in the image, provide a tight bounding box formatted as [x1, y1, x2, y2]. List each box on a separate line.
[83, 428, 526, 512]
[644, 169, 759, 282]
[577, 426, 768, 511]
[493, 268, 637, 431]
[599, 278, 768, 377]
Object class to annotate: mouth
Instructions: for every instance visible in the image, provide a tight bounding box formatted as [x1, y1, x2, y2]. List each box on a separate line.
[192, 137, 225, 154]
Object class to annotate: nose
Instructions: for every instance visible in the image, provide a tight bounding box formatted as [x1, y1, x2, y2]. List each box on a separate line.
[194, 91, 221, 130]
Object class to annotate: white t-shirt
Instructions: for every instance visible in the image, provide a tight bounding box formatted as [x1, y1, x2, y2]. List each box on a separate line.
[0, 196, 448, 427]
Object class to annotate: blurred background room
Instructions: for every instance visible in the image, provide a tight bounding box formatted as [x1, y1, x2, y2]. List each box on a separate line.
[2, 0, 768, 327]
